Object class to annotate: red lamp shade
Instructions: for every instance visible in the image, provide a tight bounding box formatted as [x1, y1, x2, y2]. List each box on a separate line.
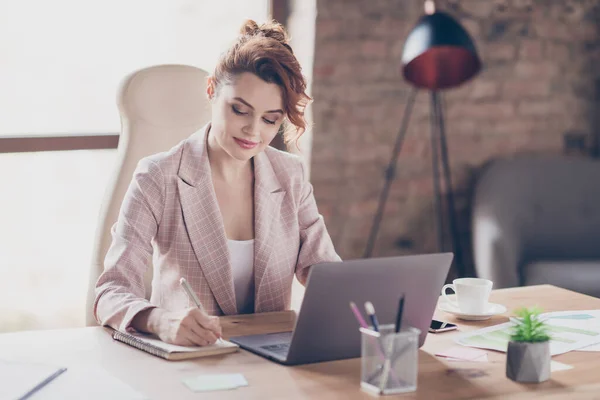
[402, 12, 481, 90]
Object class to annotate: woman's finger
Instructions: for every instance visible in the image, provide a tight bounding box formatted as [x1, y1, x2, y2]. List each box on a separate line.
[182, 329, 209, 347]
[190, 309, 221, 336]
[188, 323, 218, 345]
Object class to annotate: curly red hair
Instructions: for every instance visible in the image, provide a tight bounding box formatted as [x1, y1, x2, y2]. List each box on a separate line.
[211, 19, 311, 147]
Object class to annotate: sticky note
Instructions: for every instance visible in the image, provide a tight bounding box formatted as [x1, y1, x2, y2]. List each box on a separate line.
[182, 374, 248, 392]
[550, 361, 574, 372]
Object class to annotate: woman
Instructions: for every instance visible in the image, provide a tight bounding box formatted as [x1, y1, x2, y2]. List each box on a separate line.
[94, 20, 341, 347]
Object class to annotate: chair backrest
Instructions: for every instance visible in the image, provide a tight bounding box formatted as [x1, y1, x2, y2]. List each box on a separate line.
[472, 156, 600, 285]
[86, 64, 211, 326]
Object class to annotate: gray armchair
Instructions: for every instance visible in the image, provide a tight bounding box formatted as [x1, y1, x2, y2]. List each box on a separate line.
[472, 156, 600, 298]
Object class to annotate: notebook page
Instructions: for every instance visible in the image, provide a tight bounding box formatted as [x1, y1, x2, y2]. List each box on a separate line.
[28, 366, 148, 400]
[0, 359, 65, 400]
[128, 333, 237, 353]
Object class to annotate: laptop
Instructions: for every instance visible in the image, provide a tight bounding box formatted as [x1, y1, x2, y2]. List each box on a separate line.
[229, 252, 453, 365]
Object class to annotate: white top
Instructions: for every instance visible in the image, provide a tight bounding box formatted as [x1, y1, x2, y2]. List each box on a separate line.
[227, 239, 255, 314]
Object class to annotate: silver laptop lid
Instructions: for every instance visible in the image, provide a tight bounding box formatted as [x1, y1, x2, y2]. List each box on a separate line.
[285, 253, 453, 364]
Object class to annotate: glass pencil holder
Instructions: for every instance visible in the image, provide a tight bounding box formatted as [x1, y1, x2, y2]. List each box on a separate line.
[360, 324, 420, 396]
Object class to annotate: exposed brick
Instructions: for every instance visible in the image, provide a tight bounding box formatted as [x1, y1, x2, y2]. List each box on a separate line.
[545, 42, 571, 64]
[519, 40, 543, 60]
[461, 18, 481, 38]
[484, 42, 518, 61]
[512, 0, 534, 9]
[315, 19, 343, 39]
[311, 0, 600, 267]
[502, 81, 552, 99]
[535, 21, 572, 41]
[317, 1, 362, 20]
[358, 0, 417, 19]
[348, 200, 379, 217]
[447, 102, 515, 120]
[517, 100, 574, 116]
[469, 80, 500, 100]
[360, 40, 387, 59]
[458, 0, 497, 18]
[514, 62, 561, 79]
[313, 64, 336, 79]
[329, 62, 400, 83]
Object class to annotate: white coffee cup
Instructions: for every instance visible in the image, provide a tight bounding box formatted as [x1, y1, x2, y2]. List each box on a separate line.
[441, 278, 493, 314]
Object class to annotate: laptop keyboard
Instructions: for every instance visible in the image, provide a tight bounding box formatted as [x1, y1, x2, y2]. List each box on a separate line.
[260, 343, 290, 355]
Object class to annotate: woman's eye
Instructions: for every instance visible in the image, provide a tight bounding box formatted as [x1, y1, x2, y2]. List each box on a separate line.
[263, 118, 276, 125]
[232, 105, 247, 115]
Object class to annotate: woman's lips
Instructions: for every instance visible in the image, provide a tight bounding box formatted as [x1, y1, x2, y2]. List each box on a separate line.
[234, 137, 259, 149]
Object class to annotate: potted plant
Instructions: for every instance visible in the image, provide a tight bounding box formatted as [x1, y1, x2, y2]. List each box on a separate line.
[506, 307, 551, 383]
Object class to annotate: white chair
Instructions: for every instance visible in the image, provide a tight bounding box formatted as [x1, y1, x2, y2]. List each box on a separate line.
[86, 64, 211, 326]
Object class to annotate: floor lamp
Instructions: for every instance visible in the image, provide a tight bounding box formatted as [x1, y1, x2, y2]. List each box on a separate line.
[363, 0, 481, 278]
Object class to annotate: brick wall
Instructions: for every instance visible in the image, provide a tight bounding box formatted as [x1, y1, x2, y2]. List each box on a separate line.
[310, 0, 600, 275]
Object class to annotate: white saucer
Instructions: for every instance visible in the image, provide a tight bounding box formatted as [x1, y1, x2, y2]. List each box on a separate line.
[438, 302, 507, 321]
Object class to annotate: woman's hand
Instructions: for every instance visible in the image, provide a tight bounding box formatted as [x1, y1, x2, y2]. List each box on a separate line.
[137, 307, 222, 346]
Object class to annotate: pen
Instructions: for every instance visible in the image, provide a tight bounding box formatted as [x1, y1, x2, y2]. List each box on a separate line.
[364, 301, 380, 332]
[382, 295, 405, 393]
[180, 277, 205, 312]
[349, 302, 369, 328]
[394, 294, 405, 333]
[21, 367, 67, 400]
[180, 277, 222, 341]
[359, 300, 402, 389]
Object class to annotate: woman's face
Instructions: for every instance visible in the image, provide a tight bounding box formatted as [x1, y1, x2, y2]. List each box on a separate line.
[208, 72, 285, 162]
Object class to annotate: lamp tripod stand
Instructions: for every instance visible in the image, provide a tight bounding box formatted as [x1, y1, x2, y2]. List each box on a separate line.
[361, 1, 481, 280]
[363, 89, 465, 278]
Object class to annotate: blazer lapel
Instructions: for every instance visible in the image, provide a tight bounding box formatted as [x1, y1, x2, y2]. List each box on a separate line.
[253, 151, 285, 311]
[177, 125, 237, 315]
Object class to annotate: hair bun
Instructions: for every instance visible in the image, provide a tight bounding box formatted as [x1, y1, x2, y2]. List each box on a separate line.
[240, 19, 291, 52]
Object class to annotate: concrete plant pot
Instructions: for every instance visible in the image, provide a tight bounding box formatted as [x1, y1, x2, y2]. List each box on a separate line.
[506, 341, 550, 383]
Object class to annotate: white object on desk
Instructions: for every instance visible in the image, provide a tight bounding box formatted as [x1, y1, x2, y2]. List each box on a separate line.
[456, 318, 600, 356]
[541, 310, 600, 352]
[441, 278, 493, 314]
[438, 301, 507, 321]
[0, 359, 66, 400]
[112, 330, 238, 361]
[28, 365, 148, 400]
[550, 361, 574, 372]
[578, 342, 600, 351]
[182, 373, 248, 392]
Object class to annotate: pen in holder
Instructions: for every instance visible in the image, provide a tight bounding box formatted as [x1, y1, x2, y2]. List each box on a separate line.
[360, 324, 420, 396]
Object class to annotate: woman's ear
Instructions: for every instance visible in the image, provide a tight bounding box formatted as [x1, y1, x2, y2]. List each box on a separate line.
[206, 76, 215, 100]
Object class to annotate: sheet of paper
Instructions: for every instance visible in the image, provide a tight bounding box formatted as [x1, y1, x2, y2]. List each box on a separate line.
[550, 361, 574, 372]
[577, 342, 600, 351]
[444, 354, 488, 362]
[182, 373, 248, 392]
[29, 366, 148, 400]
[542, 310, 600, 352]
[435, 346, 488, 361]
[0, 359, 66, 400]
[455, 310, 600, 356]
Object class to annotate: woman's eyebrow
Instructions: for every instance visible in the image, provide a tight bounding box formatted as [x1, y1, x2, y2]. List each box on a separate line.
[233, 97, 284, 114]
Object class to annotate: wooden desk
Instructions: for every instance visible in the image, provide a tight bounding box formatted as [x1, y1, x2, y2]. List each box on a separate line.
[2, 285, 600, 399]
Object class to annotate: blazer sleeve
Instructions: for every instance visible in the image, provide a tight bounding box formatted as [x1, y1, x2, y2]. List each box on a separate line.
[93, 158, 165, 332]
[295, 161, 342, 285]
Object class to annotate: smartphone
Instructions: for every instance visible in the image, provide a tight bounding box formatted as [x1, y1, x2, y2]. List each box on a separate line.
[429, 319, 458, 333]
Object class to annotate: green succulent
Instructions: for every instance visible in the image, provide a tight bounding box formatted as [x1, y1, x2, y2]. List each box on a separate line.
[510, 306, 551, 343]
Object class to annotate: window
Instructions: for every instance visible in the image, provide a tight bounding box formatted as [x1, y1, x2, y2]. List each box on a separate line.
[0, 0, 270, 332]
[0, 0, 269, 136]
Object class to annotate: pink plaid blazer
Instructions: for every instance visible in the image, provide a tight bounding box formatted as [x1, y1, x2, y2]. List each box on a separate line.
[94, 124, 341, 332]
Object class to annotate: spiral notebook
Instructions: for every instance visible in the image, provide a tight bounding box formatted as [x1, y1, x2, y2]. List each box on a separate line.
[112, 331, 239, 361]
